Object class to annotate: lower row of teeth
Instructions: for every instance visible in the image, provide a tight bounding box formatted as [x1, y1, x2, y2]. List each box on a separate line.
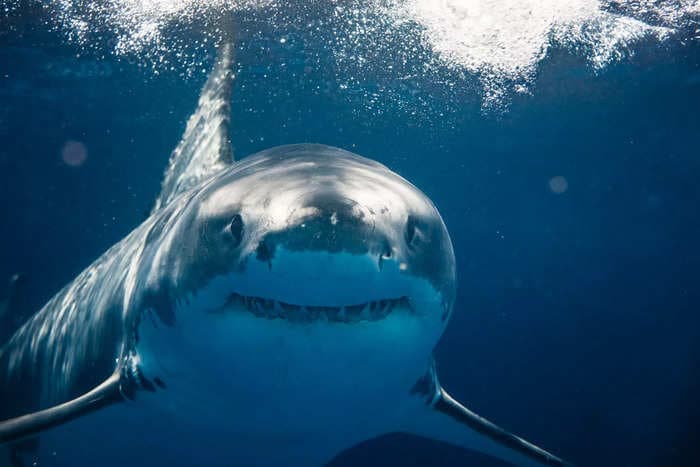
[224, 294, 411, 322]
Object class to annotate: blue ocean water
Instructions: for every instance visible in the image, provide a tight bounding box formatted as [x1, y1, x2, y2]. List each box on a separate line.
[1, 2, 699, 466]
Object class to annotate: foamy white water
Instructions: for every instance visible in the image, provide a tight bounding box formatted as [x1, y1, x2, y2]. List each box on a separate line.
[3, 0, 698, 109]
[49, 0, 275, 69]
[382, 0, 697, 107]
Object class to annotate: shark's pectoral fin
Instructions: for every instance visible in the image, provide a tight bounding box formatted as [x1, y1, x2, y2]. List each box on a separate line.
[403, 363, 570, 466]
[0, 371, 124, 445]
[432, 388, 567, 466]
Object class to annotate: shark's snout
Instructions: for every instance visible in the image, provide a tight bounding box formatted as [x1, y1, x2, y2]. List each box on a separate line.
[253, 191, 386, 260]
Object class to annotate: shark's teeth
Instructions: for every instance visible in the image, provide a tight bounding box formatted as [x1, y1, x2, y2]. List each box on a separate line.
[219, 293, 411, 323]
[360, 305, 371, 321]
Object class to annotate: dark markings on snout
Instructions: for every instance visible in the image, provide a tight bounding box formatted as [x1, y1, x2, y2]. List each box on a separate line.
[255, 193, 385, 259]
[256, 239, 275, 265]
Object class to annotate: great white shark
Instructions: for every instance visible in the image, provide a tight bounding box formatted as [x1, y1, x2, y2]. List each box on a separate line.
[0, 43, 569, 466]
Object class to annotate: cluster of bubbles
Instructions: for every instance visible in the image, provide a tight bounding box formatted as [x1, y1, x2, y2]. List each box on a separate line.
[2, 0, 277, 76]
[335, 0, 699, 110]
[2, 0, 698, 111]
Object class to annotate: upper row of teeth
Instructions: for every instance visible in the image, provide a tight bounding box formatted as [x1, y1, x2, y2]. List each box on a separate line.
[223, 293, 411, 323]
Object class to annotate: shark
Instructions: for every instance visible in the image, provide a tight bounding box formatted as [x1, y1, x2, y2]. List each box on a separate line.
[0, 42, 568, 467]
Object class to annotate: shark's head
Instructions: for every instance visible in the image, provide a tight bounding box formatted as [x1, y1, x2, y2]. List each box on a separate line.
[136, 144, 455, 433]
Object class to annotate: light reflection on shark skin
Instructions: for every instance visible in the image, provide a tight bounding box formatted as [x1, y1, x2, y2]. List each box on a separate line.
[0, 43, 568, 467]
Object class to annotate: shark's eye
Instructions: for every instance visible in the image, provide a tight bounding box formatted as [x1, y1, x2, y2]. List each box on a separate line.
[228, 214, 244, 246]
[405, 215, 417, 245]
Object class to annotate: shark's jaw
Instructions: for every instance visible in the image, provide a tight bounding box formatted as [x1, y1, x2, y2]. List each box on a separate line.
[218, 292, 413, 324]
[170, 245, 447, 329]
[135, 249, 450, 433]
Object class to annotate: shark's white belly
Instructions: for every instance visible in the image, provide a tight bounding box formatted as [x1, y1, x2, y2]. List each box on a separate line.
[29, 309, 440, 466]
[138, 308, 440, 433]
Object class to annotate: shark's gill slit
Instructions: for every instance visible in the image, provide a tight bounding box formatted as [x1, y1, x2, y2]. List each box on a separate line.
[218, 293, 411, 323]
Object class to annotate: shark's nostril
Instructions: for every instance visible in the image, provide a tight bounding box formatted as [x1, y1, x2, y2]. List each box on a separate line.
[256, 240, 275, 263]
[377, 245, 392, 271]
[378, 247, 392, 271]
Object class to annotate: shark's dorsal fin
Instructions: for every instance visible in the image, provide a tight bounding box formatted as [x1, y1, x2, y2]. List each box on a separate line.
[152, 42, 236, 212]
[0, 371, 123, 445]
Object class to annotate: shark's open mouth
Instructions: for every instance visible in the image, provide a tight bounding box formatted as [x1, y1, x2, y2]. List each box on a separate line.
[219, 293, 411, 323]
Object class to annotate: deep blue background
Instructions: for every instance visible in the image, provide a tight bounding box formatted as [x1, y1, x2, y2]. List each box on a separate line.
[1, 5, 699, 467]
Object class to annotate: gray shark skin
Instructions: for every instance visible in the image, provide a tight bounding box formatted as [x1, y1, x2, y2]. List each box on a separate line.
[0, 43, 569, 467]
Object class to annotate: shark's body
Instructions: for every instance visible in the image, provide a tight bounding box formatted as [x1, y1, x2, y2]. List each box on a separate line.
[0, 44, 568, 466]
